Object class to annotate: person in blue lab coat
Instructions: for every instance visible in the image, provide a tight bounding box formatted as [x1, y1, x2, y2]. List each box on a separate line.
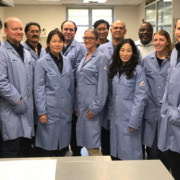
[98, 20, 142, 156]
[61, 20, 87, 156]
[158, 19, 180, 180]
[0, 17, 34, 158]
[76, 28, 109, 156]
[108, 39, 148, 160]
[23, 22, 46, 157]
[141, 30, 172, 169]
[0, 19, 3, 158]
[34, 30, 74, 157]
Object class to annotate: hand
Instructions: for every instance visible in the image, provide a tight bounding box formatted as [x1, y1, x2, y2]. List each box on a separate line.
[72, 110, 74, 114]
[130, 127, 135, 132]
[17, 99, 21, 104]
[75, 111, 78, 117]
[87, 110, 94, 119]
[39, 114, 47, 124]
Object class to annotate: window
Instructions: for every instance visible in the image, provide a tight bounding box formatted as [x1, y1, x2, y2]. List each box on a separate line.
[67, 8, 114, 42]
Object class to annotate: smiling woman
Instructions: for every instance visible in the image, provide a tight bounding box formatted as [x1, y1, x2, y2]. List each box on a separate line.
[34, 30, 75, 157]
[75, 28, 109, 156]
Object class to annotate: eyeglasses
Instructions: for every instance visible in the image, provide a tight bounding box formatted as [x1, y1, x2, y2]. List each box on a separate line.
[139, 29, 152, 33]
[82, 37, 96, 41]
[27, 30, 41, 34]
[97, 28, 108, 32]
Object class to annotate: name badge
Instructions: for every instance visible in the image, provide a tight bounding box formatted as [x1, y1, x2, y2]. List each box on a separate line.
[11, 59, 18, 63]
[146, 70, 153, 74]
[124, 79, 136, 86]
[47, 72, 56, 76]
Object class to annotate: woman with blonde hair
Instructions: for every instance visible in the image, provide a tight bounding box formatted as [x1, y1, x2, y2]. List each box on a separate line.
[141, 30, 172, 169]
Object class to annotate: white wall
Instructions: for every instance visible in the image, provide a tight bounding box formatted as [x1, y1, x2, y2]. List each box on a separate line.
[114, 5, 139, 41]
[138, 2, 145, 27]
[2, 5, 66, 47]
[0, 4, 145, 45]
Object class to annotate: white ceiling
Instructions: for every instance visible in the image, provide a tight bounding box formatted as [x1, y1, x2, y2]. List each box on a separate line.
[12, 0, 145, 5]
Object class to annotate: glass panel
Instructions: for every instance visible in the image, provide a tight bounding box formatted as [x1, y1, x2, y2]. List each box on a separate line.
[157, 0, 172, 38]
[145, 4, 156, 31]
[68, 9, 89, 26]
[75, 26, 89, 43]
[92, 9, 112, 26]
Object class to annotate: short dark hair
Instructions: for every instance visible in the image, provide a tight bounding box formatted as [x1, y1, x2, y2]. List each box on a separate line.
[0, 20, 2, 29]
[139, 22, 153, 32]
[175, 19, 180, 28]
[46, 30, 65, 53]
[109, 39, 139, 79]
[93, 19, 110, 30]
[61, 20, 77, 32]
[24, 22, 41, 33]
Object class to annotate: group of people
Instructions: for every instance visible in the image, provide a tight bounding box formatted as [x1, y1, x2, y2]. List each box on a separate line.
[0, 16, 180, 180]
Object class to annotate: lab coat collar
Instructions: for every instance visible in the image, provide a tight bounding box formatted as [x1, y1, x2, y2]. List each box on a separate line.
[4, 40, 25, 62]
[63, 39, 76, 55]
[23, 41, 39, 60]
[46, 52, 66, 76]
[150, 51, 169, 67]
[80, 48, 99, 69]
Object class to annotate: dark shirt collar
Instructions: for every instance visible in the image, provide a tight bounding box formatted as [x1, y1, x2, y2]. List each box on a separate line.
[175, 42, 180, 60]
[26, 39, 42, 56]
[62, 41, 73, 54]
[49, 51, 63, 73]
[7, 40, 24, 61]
[49, 51, 62, 61]
[96, 39, 109, 48]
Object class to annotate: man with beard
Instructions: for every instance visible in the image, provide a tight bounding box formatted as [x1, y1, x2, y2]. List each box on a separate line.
[23, 22, 46, 157]
[135, 22, 155, 59]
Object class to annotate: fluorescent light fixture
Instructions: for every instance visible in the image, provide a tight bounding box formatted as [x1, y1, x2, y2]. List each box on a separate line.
[84, 0, 107, 3]
[38, 0, 60, 1]
[164, 0, 172, 1]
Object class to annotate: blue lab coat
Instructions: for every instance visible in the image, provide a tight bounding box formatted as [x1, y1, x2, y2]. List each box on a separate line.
[61, 39, 87, 80]
[108, 65, 148, 160]
[158, 47, 180, 154]
[141, 52, 170, 147]
[99, 41, 142, 130]
[34, 53, 74, 150]
[0, 41, 34, 141]
[76, 49, 109, 148]
[23, 41, 46, 125]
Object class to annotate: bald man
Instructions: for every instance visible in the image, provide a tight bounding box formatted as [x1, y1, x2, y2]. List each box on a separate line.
[99, 20, 141, 157]
[0, 17, 34, 158]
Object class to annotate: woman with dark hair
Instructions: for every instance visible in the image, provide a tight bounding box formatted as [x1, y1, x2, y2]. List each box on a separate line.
[76, 28, 109, 156]
[108, 38, 148, 160]
[34, 30, 74, 157]
[141, 30, 172, 168]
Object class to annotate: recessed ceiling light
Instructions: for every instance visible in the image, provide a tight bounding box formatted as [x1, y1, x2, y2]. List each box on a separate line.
[84, 0, 107, 3]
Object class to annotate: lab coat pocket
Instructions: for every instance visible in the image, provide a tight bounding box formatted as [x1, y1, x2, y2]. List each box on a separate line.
[122, 120, 135, 136]
[13, 98, 28, 114]
[123, 99, 133, 120]
[123, 79, 135, 99]
[84, 65, 97, 85]
[169, 107, 180, 127]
